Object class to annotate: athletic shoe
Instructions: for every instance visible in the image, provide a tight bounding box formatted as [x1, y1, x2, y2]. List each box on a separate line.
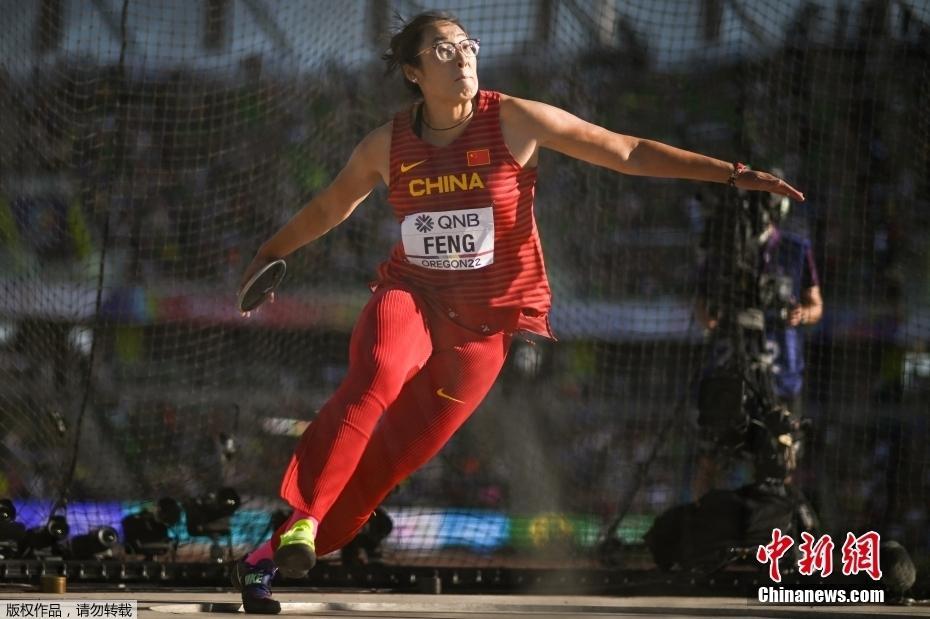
[273, 518, 317, 578]
[238, 558, 281, 614]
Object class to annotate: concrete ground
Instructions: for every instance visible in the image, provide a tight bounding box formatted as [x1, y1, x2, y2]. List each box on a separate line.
[2, 589, 929, 618]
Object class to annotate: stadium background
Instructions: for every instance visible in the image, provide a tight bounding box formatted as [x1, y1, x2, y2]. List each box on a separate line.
[0, 0, 928, 574]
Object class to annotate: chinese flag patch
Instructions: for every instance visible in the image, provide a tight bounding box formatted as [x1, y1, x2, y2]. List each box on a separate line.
[467, 149, 490, 167]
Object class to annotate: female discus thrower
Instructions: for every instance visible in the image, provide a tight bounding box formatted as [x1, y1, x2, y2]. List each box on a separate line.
[233, 11, 805, 613]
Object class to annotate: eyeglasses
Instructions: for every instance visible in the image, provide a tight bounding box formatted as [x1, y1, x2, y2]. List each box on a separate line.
[415, 38, 480, 63]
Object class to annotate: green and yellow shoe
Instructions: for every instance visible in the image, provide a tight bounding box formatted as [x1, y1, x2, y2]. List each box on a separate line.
[273, 518, 317, 578]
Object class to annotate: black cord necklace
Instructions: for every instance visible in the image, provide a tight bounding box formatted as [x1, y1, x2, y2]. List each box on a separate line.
[421, 102, 474, 131]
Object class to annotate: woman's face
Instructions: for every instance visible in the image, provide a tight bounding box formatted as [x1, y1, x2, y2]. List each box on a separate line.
[404, 21, 479, 104]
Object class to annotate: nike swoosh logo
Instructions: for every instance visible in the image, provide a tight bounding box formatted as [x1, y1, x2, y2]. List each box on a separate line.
[436, 387, 464, 404]
[400, 159, 427, 173]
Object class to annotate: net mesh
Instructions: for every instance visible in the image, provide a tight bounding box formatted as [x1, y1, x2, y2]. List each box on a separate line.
[1, 0, 928, 568]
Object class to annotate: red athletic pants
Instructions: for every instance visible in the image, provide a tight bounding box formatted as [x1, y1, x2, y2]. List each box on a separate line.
[277, 287, 511, 556]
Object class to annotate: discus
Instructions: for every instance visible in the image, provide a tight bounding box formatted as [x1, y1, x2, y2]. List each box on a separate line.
[237, 259, 286, 313]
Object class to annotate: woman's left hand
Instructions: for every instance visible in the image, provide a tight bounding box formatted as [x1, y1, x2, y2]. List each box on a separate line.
[735, 168, 805, 201]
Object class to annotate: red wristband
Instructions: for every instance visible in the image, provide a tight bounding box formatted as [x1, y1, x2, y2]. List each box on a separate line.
[728, 162, 748, 187]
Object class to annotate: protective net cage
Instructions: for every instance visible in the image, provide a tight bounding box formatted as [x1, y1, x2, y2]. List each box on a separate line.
[1, 0, 928, 571]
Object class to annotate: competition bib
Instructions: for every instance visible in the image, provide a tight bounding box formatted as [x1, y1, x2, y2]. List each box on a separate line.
[401, 206, 494, 270]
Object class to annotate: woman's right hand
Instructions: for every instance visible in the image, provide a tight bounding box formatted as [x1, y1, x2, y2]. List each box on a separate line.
[237, 251, 279, 317]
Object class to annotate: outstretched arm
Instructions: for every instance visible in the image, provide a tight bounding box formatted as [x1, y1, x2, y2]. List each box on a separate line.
[238, 123, 390, 294]
[506, 96, 804, 201]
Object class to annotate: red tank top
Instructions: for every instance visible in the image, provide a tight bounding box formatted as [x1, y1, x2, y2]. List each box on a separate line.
[376, 90, 553, 338]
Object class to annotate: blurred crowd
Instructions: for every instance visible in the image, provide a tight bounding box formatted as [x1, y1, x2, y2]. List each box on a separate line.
[1, 38, 926, 304]
[1, 60, 383, 286]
